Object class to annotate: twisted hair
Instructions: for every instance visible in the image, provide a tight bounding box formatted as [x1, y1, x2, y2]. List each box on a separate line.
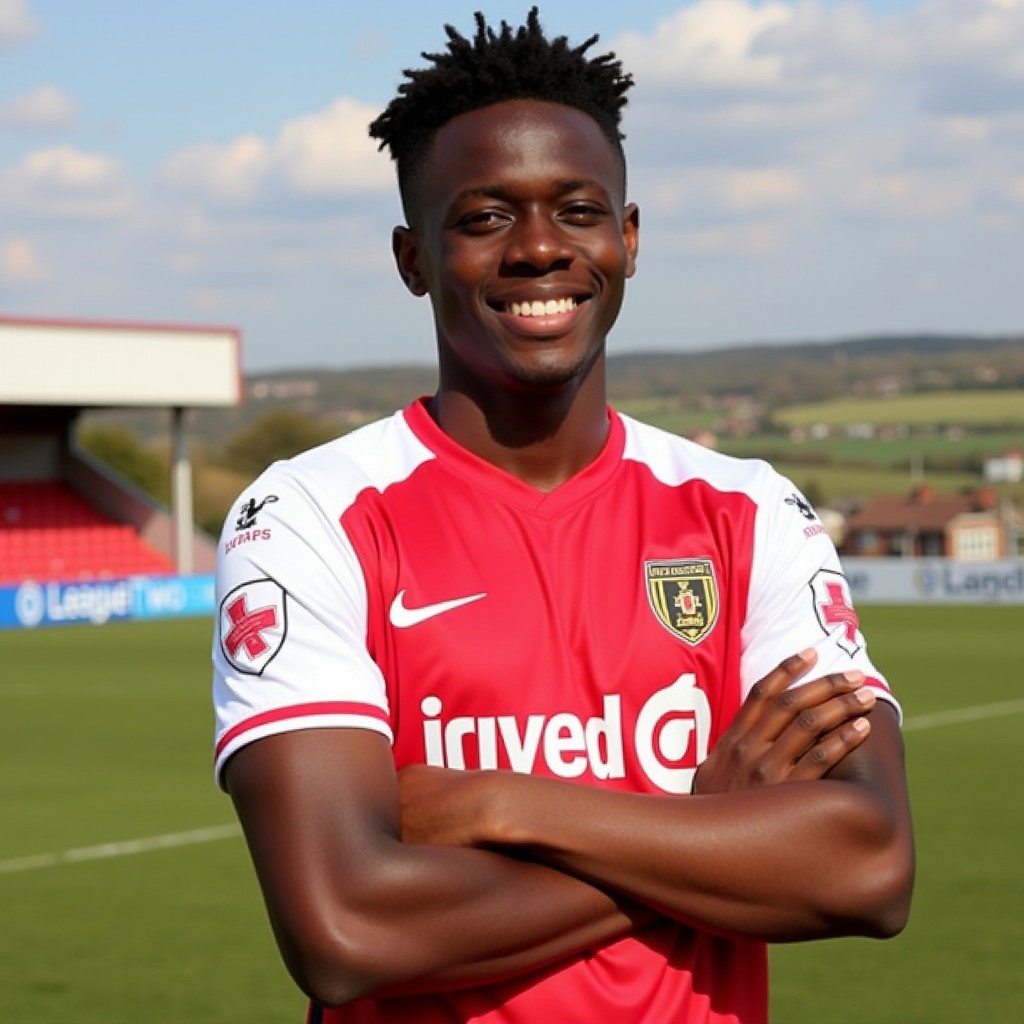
[368, 7, 634, 215]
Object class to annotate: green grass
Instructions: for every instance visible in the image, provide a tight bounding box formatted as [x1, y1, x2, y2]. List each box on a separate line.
[1, 610, 1022, 1022]
[774, 389, 1024, 429]
[0, 620, 302, 1023]
[619, 398, 1024, 506]
[719, 430, 1024, 468]
[614, 399, 723, 437]
[772, 606, 1024, 1021]
[769, 461, 980, 502]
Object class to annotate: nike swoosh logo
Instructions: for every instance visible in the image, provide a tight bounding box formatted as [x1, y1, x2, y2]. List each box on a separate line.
[389, 589, 487, 628]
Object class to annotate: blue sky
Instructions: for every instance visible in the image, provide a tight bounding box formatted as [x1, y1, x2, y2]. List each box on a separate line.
[1, 0, 1021, 371]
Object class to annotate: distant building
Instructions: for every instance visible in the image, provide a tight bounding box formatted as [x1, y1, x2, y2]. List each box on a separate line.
[983, 451, 1023, 484]
[816, 507, 847, 548]
[840, 485, 1011, 561]
[844, 423, 875, 439]
[688, 429, 718, 449]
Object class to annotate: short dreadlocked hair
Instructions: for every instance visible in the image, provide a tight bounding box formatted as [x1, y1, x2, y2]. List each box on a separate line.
[368, 7, 634, 218]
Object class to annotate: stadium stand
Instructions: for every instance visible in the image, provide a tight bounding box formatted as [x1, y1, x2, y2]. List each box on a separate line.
[0, 317, 242, 585]
[0, 480, 177, 584]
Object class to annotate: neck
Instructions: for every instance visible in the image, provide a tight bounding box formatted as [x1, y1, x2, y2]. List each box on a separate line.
[430, 356, 610, 493]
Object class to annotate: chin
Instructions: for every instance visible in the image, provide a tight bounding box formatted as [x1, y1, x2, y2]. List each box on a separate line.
[503, 350, 597, 393]
[504, 335, 605, 388]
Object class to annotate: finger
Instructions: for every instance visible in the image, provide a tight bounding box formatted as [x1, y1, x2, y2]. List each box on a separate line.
[788, 715, 872, 782]
[734, 648, 819, 733]
[752, 648, 819, 700]
[753, 669, 866, 741]
[763, 683, 876, 768]
[781, 669, 866, 711]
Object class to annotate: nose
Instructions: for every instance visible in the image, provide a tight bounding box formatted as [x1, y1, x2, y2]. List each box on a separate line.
[501, 209, 574, 273]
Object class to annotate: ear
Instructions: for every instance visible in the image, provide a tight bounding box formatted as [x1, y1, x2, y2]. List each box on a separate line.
[622, 203, 640, 279]
[392, 226, 428, 297]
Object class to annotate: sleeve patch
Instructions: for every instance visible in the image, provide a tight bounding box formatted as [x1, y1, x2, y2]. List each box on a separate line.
[809, 569, 863, 657]
[219, 579, 288, 675]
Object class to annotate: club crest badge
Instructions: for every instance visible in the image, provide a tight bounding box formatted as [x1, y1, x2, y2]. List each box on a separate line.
[645, 558, 719, 646]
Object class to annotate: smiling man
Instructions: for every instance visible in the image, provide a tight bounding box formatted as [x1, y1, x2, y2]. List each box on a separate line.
[212, 9, 913, 1023]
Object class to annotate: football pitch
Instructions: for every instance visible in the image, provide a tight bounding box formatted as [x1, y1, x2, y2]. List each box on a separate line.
[1, 607, 1021, 1023]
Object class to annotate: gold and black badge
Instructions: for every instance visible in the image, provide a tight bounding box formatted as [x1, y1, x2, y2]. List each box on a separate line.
[645, 558, 719, 645]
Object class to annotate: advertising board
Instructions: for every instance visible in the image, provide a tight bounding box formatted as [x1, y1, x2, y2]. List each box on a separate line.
[0, 575, 216, 629]
[842, 558, 1024, 604]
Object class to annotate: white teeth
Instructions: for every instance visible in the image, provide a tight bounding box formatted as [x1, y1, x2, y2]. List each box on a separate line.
[508, 297, 577, 317]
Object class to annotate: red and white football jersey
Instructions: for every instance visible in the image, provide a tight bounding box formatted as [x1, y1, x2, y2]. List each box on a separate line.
[213, 399, 895, 1024]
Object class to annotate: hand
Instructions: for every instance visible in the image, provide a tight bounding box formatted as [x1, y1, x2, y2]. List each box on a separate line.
[397, 764, 493, 847]
[692, 649, 876, 796]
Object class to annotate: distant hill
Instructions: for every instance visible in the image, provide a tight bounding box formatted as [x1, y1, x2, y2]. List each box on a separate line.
[605, 333, 1024, 406]
[86, 332, 1024, 448]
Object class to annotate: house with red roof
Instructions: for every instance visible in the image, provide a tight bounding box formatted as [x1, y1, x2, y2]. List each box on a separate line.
[840, 484, 1014, 561]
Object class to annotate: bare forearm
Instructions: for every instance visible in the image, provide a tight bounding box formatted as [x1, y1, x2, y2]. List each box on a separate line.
[490, 778, 902, 940]
[294, 840, 644, 1001]
[227, 731, 644, 1008]
[397, 673, 913, 946]
[458, 711, 912, 943]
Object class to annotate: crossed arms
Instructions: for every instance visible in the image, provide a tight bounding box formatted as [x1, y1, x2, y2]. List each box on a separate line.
[224, 647, 914, 1007]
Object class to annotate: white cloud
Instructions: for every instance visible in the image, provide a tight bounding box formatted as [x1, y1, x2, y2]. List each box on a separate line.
[156, 96, 391, 210]
[635, 164, 803, 228]
[0, 85, 76, 130]
[895, 0, 1024, 117]
[0, 236, 47, 283]
[679, 221, 782, 255]
[275, 98, 392, 195]
[0, 147, 136, 221]
[716, 167, 804, 210]
[617, 0, 1024, 239]
[158, 135, 271, 206]
[0, 0, 38, 48]
[163, 251, 201, 276]
[616, 0, 793, 89]
[941, 117, 991, 144]
[846, 172, 974, 218]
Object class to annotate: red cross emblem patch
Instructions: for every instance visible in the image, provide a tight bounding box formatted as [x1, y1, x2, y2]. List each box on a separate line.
[810, 570, 862, 657]
[219, 579, 287, 675]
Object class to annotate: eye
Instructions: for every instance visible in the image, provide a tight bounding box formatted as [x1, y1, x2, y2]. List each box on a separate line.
[456, 209, 510, 234]
[560, 202, 605, 226]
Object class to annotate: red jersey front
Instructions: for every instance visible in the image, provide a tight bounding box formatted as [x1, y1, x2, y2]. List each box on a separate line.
[213, 399, 894, 1023]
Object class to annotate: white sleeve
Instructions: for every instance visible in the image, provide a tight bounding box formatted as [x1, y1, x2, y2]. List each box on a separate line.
[211, 461, 391, 788]
[740, 467, 899, 715]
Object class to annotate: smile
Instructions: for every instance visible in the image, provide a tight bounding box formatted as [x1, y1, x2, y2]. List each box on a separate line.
[504, 297, 578, 318]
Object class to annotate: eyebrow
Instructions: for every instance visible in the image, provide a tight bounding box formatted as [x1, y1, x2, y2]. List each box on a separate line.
[452, 178, 605, 203]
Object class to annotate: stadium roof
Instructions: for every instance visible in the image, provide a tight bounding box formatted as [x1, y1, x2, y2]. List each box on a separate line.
[0, 316, 242, 408]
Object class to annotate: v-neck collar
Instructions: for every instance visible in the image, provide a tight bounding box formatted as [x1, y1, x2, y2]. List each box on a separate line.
[402, 398, 625, 519]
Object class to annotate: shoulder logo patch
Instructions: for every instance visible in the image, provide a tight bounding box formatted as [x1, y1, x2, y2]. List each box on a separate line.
[810, 569, 862, 657]
[784, 492, 817, 521]
[219, 579, 287, 675]
[235, 494, 279, 531]
[645, 558, 719, 646]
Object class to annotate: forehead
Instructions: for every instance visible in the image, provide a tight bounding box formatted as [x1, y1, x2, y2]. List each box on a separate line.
[413, 100, 625, 217]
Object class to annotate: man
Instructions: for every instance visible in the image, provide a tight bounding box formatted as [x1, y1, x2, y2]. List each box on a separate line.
[212, 10, 913, 1022]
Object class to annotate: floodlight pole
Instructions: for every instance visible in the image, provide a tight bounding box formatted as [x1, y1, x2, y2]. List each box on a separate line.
[171, 406, 194, 575]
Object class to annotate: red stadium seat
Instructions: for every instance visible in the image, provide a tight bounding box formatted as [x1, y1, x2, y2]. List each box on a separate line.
[0, 480, 176, 584]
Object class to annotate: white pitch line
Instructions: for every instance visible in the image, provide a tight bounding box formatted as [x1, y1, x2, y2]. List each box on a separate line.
[0, 823, 241, 875]
[2, 698, 1023, 877]
[903, 698, 1024, 732]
